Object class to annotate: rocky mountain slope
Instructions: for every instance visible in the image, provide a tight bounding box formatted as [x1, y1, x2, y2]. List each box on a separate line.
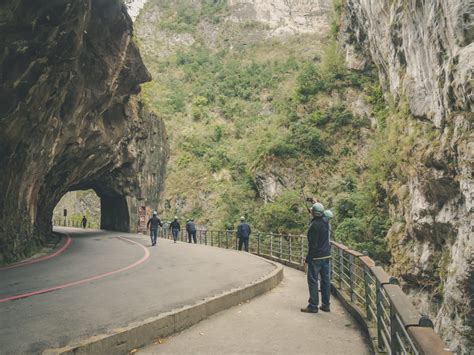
[0, 0, 168, 263]
[133, 0, 472, 351]
[340, 1, 473, 352]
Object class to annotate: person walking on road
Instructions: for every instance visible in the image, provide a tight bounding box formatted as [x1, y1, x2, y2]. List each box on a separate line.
[236, 216, 251, 252]
[147, 211, 162, 246]
[301, 202, 331, 313]
[170, 216, 181, 243]
[81, 216, 87, 229]
[186, 219, 197, 243]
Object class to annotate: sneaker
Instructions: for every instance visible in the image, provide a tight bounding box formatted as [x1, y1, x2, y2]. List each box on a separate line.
[320, 305, 330, 312]
[300, 307, 318, 313]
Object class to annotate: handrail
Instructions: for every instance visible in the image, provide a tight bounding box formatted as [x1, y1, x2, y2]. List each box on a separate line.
[158, 227, 451, 354]
[52, 219, 98, 229]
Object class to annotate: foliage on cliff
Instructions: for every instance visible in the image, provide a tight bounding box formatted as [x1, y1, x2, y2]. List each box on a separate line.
[135, 0, 394, 262]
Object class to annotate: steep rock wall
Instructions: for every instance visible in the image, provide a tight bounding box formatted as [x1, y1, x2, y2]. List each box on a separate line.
[339, 0, 473, 352]
[228, 0, 332, 36]
[0, 0, 168, 262]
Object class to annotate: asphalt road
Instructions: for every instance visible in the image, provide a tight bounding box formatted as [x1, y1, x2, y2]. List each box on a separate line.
[0, 228, 275, 354]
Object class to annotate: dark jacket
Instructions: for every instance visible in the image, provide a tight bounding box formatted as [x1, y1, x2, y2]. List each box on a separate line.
[170, 220, 180, 230]
[306, 216, 330, 262]
[147, 216, 162, 230]
[237, 222, 251, 239]
[186, 221, 196, 233]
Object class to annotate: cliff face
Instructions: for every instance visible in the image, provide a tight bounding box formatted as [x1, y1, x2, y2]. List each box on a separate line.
[340, 0, 473, 352]
[0, 0, 168, 262]
[227, 0, 332, 36]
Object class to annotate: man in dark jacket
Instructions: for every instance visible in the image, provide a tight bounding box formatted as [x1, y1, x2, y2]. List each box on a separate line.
[147, 211, 162, 246]
[170, 216, 180, 243]
[186, 219, 197, 243]
[301, 202, 331, 313]
[236, 216, 251, 252]
[81, 216, 87, 229]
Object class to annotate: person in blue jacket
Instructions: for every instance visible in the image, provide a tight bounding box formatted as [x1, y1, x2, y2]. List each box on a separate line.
[147, 211, 162, 246]
[186, 219, 197, 243]
[236, 216, 251, 252]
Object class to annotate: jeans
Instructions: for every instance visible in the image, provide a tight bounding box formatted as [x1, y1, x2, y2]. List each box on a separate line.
[150, 229, 158, 245]
[188, 231, 196, 243]
[307, 258, 330, 309]
[238, 237, 249, 251]
[172, 229, 179, 242]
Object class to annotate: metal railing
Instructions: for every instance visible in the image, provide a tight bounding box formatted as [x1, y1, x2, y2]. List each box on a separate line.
[52, 219, 98, 229]
[159, 228, 450, 354]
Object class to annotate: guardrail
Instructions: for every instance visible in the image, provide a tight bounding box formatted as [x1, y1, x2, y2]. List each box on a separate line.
[52, 219, 98, 229]
[159, 228, 451, 354]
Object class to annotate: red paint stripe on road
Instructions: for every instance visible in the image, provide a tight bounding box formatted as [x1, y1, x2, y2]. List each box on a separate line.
[0, 237, 150, 303]
[0, 235, 73, 271]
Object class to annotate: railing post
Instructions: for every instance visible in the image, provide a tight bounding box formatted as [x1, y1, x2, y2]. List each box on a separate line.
[363, 264, 372, 320]
[225, 230, 229, 249]
[339, 248, 344, 289]
[376, 279, 384, 351]
[390, 303, 400, 354]
[270, 233, 273, 257]
[349, 254, 355, 302]
[300, 236, 304, 265]
[279, 235, 283, 259]
[204, 231, 207, 245]
[289, 235, 292, 262]
[257, 232, 261, 255]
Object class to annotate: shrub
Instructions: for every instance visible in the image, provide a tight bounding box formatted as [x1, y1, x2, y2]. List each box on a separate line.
[295, 63, 326, 103]
[335, 217, 366, 244]
[266, 139, 298, 159]
[213, 125, 224, 142]
[290, 124, 328, 157]
[335, 195, 358, 218]
[366, 84, 389, 127]
[257, 191, 308, 233]
[320, 41, 346, 82]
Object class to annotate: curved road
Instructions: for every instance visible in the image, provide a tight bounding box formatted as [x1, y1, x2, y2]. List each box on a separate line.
[0, 228, 275, 354]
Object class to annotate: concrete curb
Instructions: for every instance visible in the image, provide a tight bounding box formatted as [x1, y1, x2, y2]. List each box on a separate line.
[43, 257, 283, 355]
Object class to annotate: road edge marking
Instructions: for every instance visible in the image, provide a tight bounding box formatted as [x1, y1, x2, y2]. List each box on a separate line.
[0, 236, 149, 303]
[0, 235, 73, 271]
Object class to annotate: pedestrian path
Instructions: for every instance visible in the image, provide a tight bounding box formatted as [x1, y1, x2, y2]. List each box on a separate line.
[138, 266, 370, 355]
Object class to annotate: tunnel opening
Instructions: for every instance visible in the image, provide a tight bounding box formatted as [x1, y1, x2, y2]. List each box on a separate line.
[100, 195, 130, 232]
[53, 190, 101, 228]
[52, 189, 130, 232]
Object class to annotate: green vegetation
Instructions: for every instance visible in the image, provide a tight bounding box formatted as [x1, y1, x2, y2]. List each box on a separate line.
[135, 0, 405, 263]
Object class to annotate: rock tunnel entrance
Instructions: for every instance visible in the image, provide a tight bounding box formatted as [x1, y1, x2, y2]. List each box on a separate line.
[100, 195, 130, 232]
[52, 189, 130, 232]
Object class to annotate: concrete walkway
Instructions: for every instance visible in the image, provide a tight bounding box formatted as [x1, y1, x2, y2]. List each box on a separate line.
[138, 266, 371, 355]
